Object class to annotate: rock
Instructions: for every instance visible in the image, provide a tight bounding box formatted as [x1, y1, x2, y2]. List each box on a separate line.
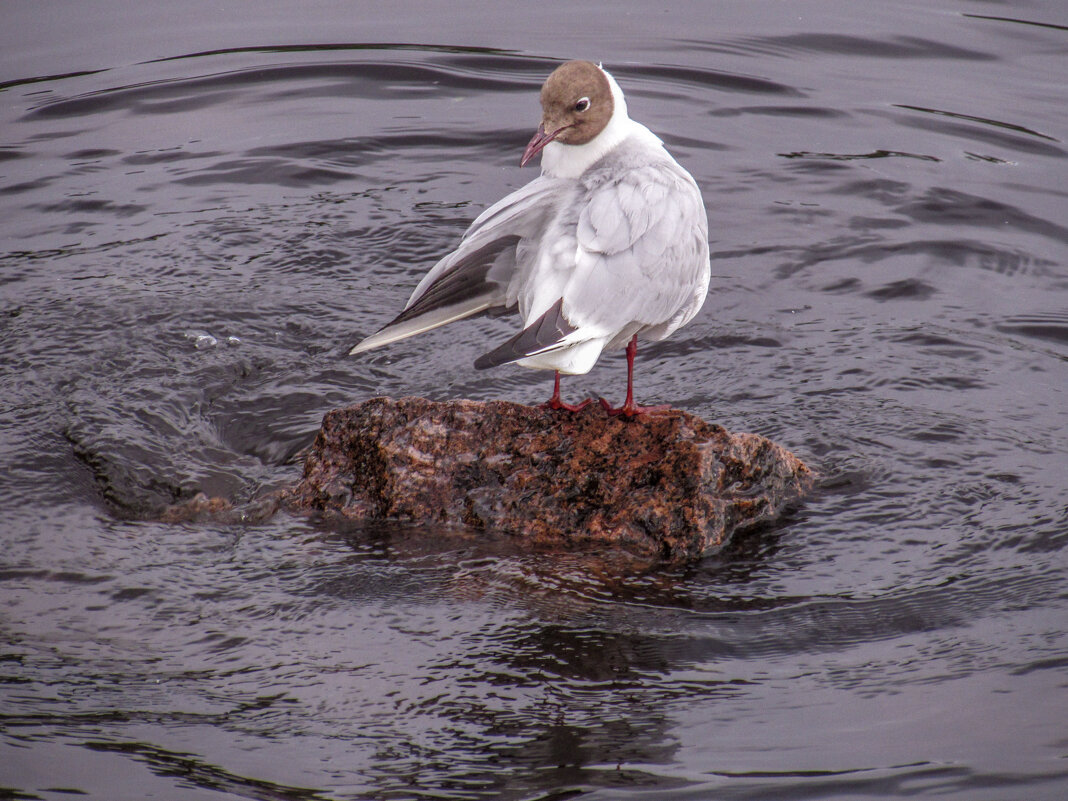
[281, 397, 813, 561]
[159, 492, 235, 523]
[159, 492, 279, 525]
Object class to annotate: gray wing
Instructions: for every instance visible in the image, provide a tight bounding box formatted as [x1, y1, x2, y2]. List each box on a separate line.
[470, 153, 711, 370]
[563, 157, 710, 341]
[350, 175, 571, 355]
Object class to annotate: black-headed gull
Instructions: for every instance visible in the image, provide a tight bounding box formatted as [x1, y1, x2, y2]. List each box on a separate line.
[350, 60, 710, 416]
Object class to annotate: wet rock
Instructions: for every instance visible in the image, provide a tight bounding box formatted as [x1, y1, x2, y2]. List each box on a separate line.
[159, 492, 280, 525]
[159, 492, 236, 523]
[281, 397, 813, 561]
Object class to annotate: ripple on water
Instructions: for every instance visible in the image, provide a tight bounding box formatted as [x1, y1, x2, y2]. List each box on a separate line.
[20, 58, 534, 122]
[996, 311, 1068, 347]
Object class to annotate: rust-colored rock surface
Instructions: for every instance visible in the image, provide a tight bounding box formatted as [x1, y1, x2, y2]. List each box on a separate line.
[281, 396, 813, 561]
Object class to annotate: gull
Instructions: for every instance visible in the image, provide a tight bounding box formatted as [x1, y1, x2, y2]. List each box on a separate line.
[350, 60, 710, 416]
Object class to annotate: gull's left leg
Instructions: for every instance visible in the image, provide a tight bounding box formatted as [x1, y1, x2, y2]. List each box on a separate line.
[599, 335, 671, 417]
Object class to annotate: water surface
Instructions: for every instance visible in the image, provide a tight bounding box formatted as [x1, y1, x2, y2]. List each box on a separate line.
[2, 1, 1067, 799]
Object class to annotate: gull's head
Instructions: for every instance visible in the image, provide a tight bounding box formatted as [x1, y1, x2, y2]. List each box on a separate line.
[521, 60, 617, 167]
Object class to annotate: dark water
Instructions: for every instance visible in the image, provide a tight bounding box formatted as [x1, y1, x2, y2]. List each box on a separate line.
[2, 1, 1067, 799]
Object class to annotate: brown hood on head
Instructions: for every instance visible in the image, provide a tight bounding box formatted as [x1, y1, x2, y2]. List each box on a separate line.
[521, 60, 615, 166]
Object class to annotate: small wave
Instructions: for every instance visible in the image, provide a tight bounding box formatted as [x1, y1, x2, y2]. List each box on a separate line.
[996, 313, 1068, 347]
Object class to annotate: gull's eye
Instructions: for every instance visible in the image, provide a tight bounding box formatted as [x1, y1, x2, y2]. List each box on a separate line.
[574, 97, 591, 113]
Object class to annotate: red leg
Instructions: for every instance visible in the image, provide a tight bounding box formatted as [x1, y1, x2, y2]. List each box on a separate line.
[599, 335, 671, 417]
[541, 370, 591, 412]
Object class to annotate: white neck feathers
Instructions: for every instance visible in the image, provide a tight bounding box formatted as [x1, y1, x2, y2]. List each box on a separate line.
[539, 67, 662, 179]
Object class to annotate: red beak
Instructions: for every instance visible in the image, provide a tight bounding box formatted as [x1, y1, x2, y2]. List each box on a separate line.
[521, 123, 569, 167]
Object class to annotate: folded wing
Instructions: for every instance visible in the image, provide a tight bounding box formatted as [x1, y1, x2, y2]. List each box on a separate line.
[566, 157, 710, 339]
[474, 151, 710, 368]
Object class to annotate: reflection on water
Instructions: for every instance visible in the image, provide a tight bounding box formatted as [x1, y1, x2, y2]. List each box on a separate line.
[2, 1, 1067, 799]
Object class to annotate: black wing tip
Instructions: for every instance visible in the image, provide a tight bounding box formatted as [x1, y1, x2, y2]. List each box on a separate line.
[474, 341, 522, 370]
[473, 352, 503, 370]
[473, 298, 575, 370]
